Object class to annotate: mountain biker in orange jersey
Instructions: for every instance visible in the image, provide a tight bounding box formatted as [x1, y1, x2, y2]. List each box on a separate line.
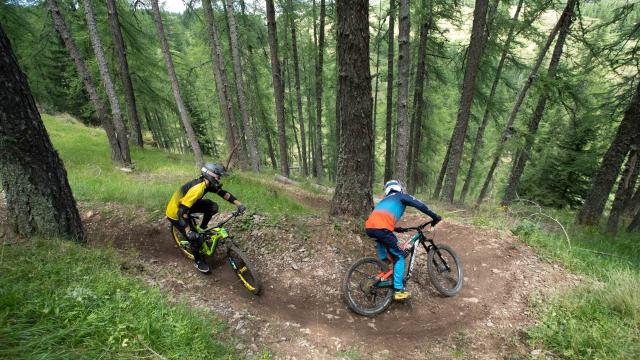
[364, 180, 442, 300]
[166, 163, 245, 273]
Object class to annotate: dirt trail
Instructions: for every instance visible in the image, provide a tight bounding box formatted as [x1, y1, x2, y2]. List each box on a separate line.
[84, 200, 579, 359]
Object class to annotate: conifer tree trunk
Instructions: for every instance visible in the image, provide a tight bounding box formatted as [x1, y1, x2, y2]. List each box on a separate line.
[266, 0, 290, 176]
[459, 0, 523, 203]
[384, 0, 396, 183]
[225, 0, 259, 171]
[83, 0, 131, 166]
[407, 2, 431, 193]
[628, 207, 640, 232]
[0, 24, 84, 241]
[607, 149, 639, 233]
[394, 0, 411, 185]
[203, 0, 238, 160]
[151, 0, 203, 166]
[476, 0, 574, 206]
[433, 138, 452, 198]
[46, 0, 125, 165]
[501, 0, 575, 206]
[371, 0, 385, 180]
[330, 0, 373, 216]
[314, 0, 326, 180]
[577, 81, 640, 225]
[288, 0, 308, 176]
[106, 0, 143, 148]
[440, 0, 489, 202]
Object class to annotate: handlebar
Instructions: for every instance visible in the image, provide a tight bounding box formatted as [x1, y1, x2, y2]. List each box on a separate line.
[201, 210, 243, 233]
[395, 220, 435, 233]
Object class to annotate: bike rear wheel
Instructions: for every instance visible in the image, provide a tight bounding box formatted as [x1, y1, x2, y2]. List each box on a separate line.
[171, 225, 195, 260]
[342, 257, 393, 316]
[226, 245, 262, 295]
[427, 244, 463, 297]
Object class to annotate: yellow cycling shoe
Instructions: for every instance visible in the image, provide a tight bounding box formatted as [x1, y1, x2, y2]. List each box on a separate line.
[394, 290, 411, 301]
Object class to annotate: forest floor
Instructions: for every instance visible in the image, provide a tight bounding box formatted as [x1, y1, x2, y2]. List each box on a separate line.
[79, 181, 582, 360]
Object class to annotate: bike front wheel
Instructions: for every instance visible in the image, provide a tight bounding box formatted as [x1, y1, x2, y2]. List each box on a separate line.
[342, 257, 393, 316]
[427, 244, 464, 297]
[226, 245, 262, 295]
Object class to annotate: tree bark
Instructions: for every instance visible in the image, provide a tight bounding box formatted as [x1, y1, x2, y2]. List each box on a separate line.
[459, 0, 524, 203]
[314, 0, 326, 180]
[440, 0, 489, 202]
[46, 0, 125, 165]
[576, 80, 640, 225]
[628, 207, 640, 232]
[407, 2, 431, 193]
[106, 0, 143, 148]
[394, 0, 411, 185]
[202, 0, 238, 161]
[330, 0, 373, 217]
[266, 0, 290, 176]
[0, 23, 84, 241]
[225, 0, 259, 171]
[371, 0, 385, 183]
[501, 0, 574, 206]
[83, 0, 131, 167]
[383, 0, 396, 183]
[433, 137, 452, 198]
[476, 0, 574, 206]
[607, 149, 639, 233]
[151, 0, 203, 166]
[287, 0, 308, 176]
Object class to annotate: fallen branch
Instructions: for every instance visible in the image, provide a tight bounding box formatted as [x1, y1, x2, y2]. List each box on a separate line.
[136, 336, 167, 360]
[512, 195, 572, 250]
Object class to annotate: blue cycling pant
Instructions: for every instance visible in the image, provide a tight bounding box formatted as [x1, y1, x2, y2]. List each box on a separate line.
[365, 228, 405, 291]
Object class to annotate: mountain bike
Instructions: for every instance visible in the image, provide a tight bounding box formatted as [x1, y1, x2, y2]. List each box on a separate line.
[342, 220, 463, 316]
[171, 210, 262, 295]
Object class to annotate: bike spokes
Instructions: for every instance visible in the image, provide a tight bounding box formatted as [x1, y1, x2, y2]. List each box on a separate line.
[227, 245, 262, 295]
[342, 257, 394, 316]
[427, 244, 464, 297]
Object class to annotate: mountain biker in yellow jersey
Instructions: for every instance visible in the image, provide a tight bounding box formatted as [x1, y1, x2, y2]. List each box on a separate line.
[166, 163, 245, 273]
[364, 180, 442, 300]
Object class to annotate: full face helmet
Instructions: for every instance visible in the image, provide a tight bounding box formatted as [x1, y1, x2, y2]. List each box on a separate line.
[201, 163, 226, 186]
[384, 180, 403, 196]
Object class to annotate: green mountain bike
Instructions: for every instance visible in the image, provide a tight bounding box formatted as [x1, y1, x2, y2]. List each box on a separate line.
[171, 211, 262, 295]
[342, 220, 463, 316]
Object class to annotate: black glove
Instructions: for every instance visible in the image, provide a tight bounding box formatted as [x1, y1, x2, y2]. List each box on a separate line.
[186, 230, 204, 243]
[432, 216, 442, 226]
[236, 204, 246, 214]
[394, 227, 408, 233]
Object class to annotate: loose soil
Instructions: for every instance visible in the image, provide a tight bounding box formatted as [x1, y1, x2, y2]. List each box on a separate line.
[79, 192, 580, 359]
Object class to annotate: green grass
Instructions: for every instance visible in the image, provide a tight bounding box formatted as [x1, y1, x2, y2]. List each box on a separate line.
[0, 238, 238, 359]
[43, 114, 311, 218]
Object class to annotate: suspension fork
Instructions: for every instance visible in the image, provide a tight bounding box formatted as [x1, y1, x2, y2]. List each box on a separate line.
[424, 237, 452, 272]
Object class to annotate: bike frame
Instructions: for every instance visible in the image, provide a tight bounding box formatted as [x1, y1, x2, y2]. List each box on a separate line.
[189, 213, 237, 257]
[375, 227, 449, 287]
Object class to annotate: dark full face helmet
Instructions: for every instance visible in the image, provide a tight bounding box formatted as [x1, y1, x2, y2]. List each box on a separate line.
[201, 163, 227, 186]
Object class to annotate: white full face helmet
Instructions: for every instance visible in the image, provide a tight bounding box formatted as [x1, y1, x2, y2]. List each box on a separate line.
[384, 180, 403, 196]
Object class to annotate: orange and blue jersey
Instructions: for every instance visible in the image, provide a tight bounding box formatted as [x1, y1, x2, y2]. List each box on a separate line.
[365, 192, 439, 231]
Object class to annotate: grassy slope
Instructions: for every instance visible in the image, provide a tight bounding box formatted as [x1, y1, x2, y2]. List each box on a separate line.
[0, 239, 237, 360]
[44, 114, 310, 217]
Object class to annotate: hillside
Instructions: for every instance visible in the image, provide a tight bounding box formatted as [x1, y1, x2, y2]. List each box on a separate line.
[41, 115, 583, 358]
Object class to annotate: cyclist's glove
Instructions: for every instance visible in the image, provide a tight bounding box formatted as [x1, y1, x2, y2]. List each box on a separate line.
[236, 204, 246, 215]
[394, 227, 408, 233]
[186, 230, 204, 243]
[432, 216, 442, 226]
